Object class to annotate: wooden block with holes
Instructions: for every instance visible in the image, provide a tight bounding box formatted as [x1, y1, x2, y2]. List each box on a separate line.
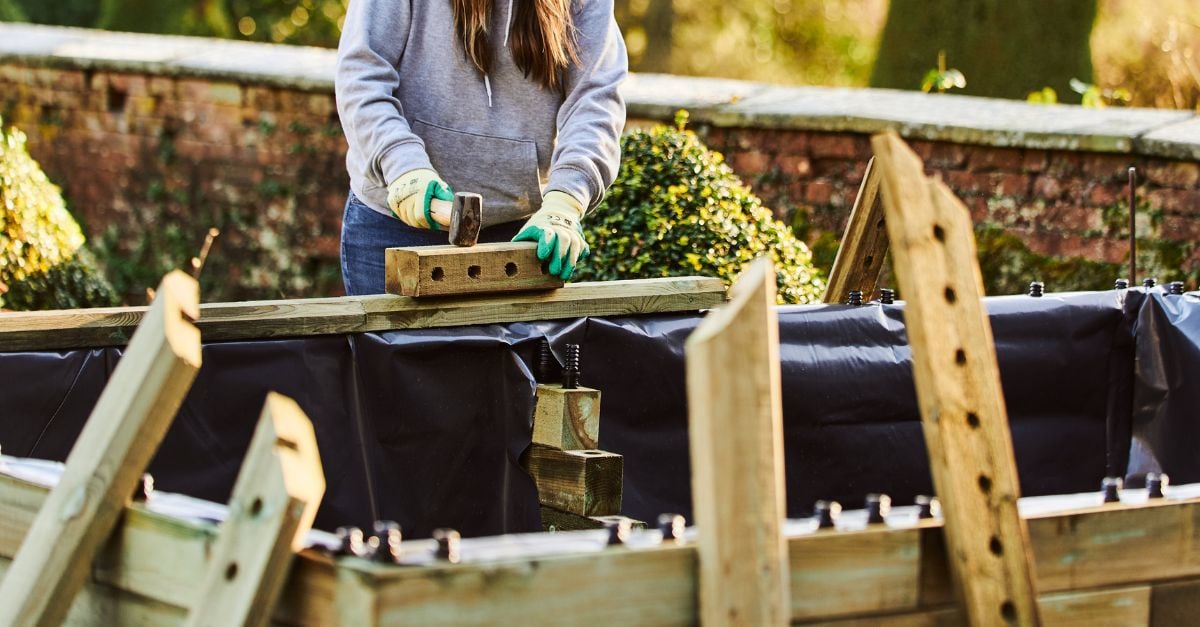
[822, 156, 889, 304]
[539, 506, 644, 532]
[386, 242, 564, 297]
[872, 130, 1041, 626]
[533, 384, 602, 450]
[522, 444, 622, 516]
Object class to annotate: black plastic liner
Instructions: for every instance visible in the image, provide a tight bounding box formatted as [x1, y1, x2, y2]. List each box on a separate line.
[2, 289, 1196, 535]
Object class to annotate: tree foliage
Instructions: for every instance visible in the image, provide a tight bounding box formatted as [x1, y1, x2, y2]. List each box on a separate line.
[576, 112, 825, 304]
[0, 119, 118, 310]
[871, 0, 1098, 102]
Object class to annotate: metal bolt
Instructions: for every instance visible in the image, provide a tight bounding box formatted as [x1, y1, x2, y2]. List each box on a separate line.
[847, 290, 864, 306]
[606, 518, 631, 546]
[562, 344, 581, 390]
[371, 521, 402, 563]
[866, 493, 891, 524]
[536, 338, 557, 383]
[879, 288, 895, 304]
[336, 526, 367, 557]
[657, 513, 685, 543]
[1101, 477, 1122, 503]
[814, 500, 840, 529]
[1143, 278, 1157, 288]
[1168, 281, 1186, 295]
[132, 473, 154, 502]
[1028, 282, 1044, 298]
[433, 528, 461, 564]
[915, 495, 938, 519]
[1115, 278, 1129, 290]
[1147, 472, 1168, 499]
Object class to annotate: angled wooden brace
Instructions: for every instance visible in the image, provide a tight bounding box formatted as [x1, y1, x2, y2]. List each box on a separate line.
[184, 392, 325, 627]
[687, 257, 790, 626]
[0, 271, 202, 627]
[822, 156, 889, 304]
[872, 130, 1041, 626]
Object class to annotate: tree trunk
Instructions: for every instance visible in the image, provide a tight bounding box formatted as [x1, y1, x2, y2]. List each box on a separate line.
[870, 0, 1097, 102]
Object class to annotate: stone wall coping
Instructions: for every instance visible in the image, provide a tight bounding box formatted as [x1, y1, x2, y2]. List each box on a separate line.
[2, 22, 1198, 161]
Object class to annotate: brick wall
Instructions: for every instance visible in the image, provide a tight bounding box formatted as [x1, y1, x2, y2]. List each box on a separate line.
[1, 25, 1198, 302]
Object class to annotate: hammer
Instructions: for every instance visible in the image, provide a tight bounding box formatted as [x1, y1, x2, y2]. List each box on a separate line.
[429, 192, 483, 247]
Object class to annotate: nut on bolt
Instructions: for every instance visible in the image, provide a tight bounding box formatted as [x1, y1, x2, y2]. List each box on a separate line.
[879, 288, 895, 305]
[657, 513, 685, 543]
[1147, 472, 1169, 499]
[562, 344, 582, 390]
[1144, 278, 1158, 288]
[1168, 281, 1186, 295]
[1028, 281, 1045, 297]
[847, 290, 864, 306]
[915, 495, 938, 519]
[1115, 278, 1129, 290]
[336, 526, 367, 558]
[1101, 477, 1122, 503]
[606, 518, 632, 546]
[866, 493, 891, 524]
[814, 500, 840, 529]
[433, 528, 462, 564]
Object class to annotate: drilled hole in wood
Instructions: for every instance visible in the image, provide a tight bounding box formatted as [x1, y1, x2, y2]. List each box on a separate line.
[978, 474, 993, 493]
[876, 218, 885, 229]
[468, 265, 482, 279]
[989, 536, 1003, 556]
[933, 224, 945, 242]
[967, 412, 980, 428]
[541, 262, 551, 275]
[505, 262, 518, 277]
[944, 287, 957, 304]
[1000, 600, 1017, 622]
[864, 255, 874, 268]
[250, 497, 263, 516]
[579, 450, 604, 456]
[431, 267, 445, 281]
[955, 349, 967, 365]
[224, 561, 238, 580]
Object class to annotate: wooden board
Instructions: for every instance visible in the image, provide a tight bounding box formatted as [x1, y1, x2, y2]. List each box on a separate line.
[183, 393, 325, 627]
[872, 131, 1041, 626]
[386, 242, 564, 297]
[522, 444, 622, 516]
[532, 384, 601, 451]
[686, 257, 790, 626]
[0, 271, 202, 627]
[3, 466, 1200, 625]
[823, 156, 889, 304]
[0, 277, 726, 351]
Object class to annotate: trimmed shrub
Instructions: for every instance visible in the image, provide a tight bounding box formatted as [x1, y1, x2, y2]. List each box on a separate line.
[0, 120, 118, 310]
[576, 111, 825, 304]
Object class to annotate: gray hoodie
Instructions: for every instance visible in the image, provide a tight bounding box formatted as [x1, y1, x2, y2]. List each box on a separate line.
[335, 0, 628, 227]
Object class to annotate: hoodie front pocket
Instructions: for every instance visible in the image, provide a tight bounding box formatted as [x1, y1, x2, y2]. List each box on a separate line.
[412, 119, 542, 225]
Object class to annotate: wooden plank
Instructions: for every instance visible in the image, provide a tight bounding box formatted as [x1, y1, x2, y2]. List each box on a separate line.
[1149, 578, 1200, 626]
[686, 256, 790, 626]
[791, 525, 924, 621]
[538, 506, 644, 532]
[810, 585, 1150, 627]
[0, 558, 186, 627]
[0, 277, 726, 351]
[184, 393, 325, 627]
[532, 384, 601, 450]
[0, 271, 202, 627]
[872, 131, 1041, 626]
[386, 242, 564, 297]
[522, 444, 622, 516]
[823, 156, 889, 304]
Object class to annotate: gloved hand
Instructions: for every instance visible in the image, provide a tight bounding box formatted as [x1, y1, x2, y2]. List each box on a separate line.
[387, 168, 454, 230]
[513, 191, 590, 281]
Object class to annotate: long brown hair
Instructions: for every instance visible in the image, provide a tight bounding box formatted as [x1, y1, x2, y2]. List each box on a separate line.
[451, 0, 579, 92]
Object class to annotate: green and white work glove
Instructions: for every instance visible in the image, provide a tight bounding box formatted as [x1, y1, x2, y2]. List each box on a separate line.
[387, 168, 454, 230]
[513, 191, 590, 281]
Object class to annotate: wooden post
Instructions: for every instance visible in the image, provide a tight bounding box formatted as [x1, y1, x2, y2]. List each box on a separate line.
[822, 156, 889, 304]
[686, 257, 789, 626]
[0, 271, 202, 627]
[872, 131, 1041, 626]
[523, 445, 622, 516]
[532, 384, 602, 451]
[183, 392, 325, 627]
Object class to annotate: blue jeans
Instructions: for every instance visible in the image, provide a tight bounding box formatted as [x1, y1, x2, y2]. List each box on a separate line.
[340, 192, 522, 295]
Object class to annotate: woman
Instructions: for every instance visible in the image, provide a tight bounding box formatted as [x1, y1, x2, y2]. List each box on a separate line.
[335, 0, 628, 295]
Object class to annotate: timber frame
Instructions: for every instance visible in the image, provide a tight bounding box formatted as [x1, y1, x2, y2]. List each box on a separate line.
[0, 136, 1194, 625]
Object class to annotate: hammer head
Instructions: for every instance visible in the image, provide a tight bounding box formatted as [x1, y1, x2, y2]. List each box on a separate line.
[449, 192, 483, 247]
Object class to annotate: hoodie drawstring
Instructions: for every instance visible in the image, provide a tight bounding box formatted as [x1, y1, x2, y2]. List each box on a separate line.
[485, 0, 515, 107]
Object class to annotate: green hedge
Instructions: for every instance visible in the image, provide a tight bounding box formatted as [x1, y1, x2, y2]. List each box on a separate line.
[0, 119, 118, 310]
[577, 112, 825, 304]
